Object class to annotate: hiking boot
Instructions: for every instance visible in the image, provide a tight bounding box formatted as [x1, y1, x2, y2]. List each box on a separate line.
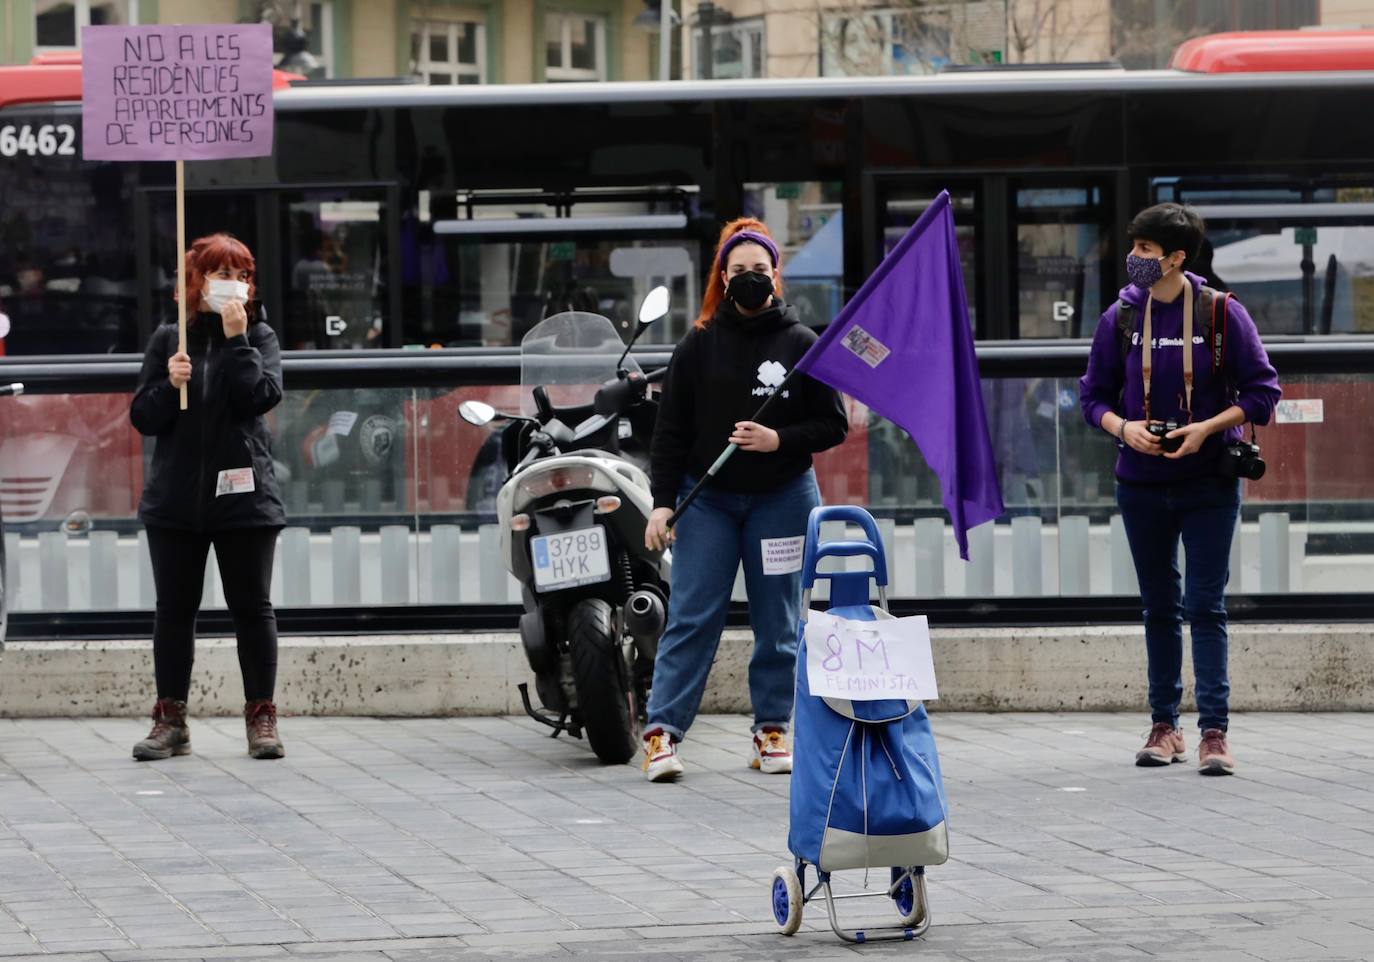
[1198, 728, 1235, 776]
[132, 698, 190, 761]
[1135, 722, 1186, 767]
[642, 728, 683, 782]
[244, 700, 285, 760]
[750, 727, 793, 775]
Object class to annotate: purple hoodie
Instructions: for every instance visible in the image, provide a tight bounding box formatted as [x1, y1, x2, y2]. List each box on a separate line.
[1079, 271, 1281, 484]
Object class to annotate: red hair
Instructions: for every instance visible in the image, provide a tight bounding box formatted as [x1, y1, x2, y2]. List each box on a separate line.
[695, 218, 784, 329]
[177, 233, 257, 317]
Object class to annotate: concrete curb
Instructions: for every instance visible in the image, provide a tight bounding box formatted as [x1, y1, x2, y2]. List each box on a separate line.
[2, 624, 1371, 717]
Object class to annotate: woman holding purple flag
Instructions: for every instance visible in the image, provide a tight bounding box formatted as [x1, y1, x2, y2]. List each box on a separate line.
[640, 218, 848, 782]
[1080, 204, 1280, 776]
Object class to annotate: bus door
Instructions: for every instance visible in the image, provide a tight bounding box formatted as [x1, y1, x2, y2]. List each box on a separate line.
[869, 171, 1120, 341]
[1008, 175, 1119, 340]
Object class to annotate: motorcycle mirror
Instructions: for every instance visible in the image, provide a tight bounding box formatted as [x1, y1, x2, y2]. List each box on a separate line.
[458, 400, 497, 426]
[638, 285, 670, 326]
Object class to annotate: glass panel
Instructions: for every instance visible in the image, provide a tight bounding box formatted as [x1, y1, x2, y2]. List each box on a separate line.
[710, 28, 745, 80]
[309, 2, 326, 56]
[742, 181, 844, 329]
[457, 22, 479, 66]
[283, 192, 390, 350]
[428, 72, 452, 85]
[749, 27, 764, 78]
[0, 109, 140, 355]
[4, 372, 1371, 612]
[569, 17, 598, 72]
[882, 185, 978, 331]
[457, 73, 480, 85]
[429, 27, 449, 65]
[1015, 185, 1110, 339]
[34, 1, 77, 47]
[546, 13, 564, 69]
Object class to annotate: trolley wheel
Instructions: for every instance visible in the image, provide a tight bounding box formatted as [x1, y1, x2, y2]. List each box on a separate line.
[891, 866, 921, 927]
[771, 865, 803, 935]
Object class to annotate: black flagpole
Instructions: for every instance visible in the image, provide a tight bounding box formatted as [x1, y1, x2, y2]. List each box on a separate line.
[666, 368, 800, 529]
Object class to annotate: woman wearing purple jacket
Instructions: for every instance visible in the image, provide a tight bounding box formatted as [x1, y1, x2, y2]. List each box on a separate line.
[1080, 203, 1281, 777]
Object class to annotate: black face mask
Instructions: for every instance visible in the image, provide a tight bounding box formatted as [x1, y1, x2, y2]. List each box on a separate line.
[726, 270, 775, 311]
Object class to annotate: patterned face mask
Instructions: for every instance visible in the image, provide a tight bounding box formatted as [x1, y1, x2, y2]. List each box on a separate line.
[1126, 253, 1173, 289]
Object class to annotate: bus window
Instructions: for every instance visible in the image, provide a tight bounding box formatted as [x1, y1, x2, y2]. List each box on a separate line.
[143, 188, 261, 335]
[0, 107, 139, 355]
[1013, 183, 1113, 339]
[743, 181, 844, 330]
[1160, 179, 1374, 335]
[284, 191, 392, 350]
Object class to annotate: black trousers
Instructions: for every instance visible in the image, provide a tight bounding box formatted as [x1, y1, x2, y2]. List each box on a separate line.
[146, 525, 281, 702]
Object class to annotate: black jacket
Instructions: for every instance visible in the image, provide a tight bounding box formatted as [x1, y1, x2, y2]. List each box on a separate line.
[131, 315, 286, 531]
[650, 301, 848, 508]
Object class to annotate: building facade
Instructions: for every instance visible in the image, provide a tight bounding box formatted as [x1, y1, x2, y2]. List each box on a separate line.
[2, 1, 1373, 80]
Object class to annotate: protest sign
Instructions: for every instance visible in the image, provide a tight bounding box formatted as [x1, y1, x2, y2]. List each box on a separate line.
[80, 23, 274, 408]
[80, 23, 274, 161]
[805, 609, 938, 702]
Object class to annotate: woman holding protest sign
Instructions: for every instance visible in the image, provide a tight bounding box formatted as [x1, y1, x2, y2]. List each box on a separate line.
[640, 218, 849, 782]
[129, 233, 287, 762]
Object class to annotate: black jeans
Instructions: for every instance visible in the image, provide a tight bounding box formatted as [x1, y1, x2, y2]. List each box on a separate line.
[146, 525, 281, 702]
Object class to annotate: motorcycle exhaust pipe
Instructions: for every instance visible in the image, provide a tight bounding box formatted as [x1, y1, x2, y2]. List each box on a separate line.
[624, 588, 667, 658]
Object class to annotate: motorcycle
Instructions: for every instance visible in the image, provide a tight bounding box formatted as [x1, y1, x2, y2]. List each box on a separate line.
[459, 289, 672, 764]
[0, 382, 24, 653]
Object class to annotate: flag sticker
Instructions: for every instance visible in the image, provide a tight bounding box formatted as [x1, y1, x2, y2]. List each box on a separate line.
[841, 325, 891, 368]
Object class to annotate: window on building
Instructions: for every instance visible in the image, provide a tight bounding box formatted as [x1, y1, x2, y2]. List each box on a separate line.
[34, 0, 136, 50]
[693, 17, 764, 79]
[821, 3, 1004, 76]
[305, 1, 335, 79]
[411, 18, 487, 84]
[545, 12, 607, 82]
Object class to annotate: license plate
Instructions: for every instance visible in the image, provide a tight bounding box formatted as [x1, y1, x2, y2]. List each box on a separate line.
[531, 526, 611, 592]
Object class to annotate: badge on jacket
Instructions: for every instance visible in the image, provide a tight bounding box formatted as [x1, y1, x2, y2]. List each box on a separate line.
[215, 467, 256, 496]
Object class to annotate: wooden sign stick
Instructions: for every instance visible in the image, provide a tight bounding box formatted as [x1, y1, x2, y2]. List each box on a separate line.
[176, 158, 187, 410]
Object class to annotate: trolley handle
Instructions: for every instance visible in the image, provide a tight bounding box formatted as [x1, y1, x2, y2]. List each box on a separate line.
[801, 505, 889, 590]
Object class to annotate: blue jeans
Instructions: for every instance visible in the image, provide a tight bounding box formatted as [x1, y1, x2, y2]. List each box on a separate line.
[646, 469, 821, 742]
[1117, 475, 1241, 733]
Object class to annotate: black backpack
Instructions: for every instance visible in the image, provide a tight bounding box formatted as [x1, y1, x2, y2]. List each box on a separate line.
[1114, 285, 1234, 401]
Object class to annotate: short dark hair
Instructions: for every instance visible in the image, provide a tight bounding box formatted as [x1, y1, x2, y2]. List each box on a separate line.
[1127, 203, 1206, 269]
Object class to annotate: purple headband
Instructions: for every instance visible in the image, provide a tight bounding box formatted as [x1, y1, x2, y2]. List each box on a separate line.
[718, 230, 779, 269]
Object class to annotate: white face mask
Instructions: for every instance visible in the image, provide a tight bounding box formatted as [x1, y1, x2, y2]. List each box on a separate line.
[203, 278, 250, 314]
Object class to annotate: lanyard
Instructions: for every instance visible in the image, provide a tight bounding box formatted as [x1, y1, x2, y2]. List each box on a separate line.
[1141, 280, 1194, 423]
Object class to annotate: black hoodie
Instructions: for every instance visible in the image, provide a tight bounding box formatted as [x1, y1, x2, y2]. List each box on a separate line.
[650, 300, 848, 509]
[130, 315, 286, 531]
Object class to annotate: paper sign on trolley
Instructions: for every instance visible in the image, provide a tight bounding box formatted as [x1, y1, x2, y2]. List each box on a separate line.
[804, 608, 938, 702]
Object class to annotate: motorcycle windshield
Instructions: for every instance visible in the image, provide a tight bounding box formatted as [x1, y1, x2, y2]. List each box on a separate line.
[519, 311, 641, 417]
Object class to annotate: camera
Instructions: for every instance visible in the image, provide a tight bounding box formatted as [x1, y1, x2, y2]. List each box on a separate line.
[1146, 420, 1183, 454]
[1219, 439, 1266, 481]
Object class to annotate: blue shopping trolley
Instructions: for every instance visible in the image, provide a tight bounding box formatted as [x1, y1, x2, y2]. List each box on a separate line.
[770, 505, 949, 944]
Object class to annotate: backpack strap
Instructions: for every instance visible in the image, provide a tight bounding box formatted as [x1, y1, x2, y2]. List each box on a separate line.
[1113, 299, 1135, 406]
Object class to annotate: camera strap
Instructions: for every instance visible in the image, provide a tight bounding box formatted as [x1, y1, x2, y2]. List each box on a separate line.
[1141, 279, 1194, 424]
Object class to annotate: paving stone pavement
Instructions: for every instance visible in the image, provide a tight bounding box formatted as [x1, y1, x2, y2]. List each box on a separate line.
[0, 712, 1372, 962]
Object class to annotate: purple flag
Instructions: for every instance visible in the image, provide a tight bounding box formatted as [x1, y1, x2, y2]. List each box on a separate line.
[81, 23, 274, 161]
[794, 191, 1003, 560]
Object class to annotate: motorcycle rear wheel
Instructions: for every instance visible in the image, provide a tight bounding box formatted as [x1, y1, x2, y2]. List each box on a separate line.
[568, 597, 640, 764]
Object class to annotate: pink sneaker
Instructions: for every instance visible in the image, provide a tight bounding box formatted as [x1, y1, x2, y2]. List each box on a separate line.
[1135, 722, 1186, 767]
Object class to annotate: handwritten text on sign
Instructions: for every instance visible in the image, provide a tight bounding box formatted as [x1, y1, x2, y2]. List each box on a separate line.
[805, 609, 938, 702]
[80, 24, 274, 161]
